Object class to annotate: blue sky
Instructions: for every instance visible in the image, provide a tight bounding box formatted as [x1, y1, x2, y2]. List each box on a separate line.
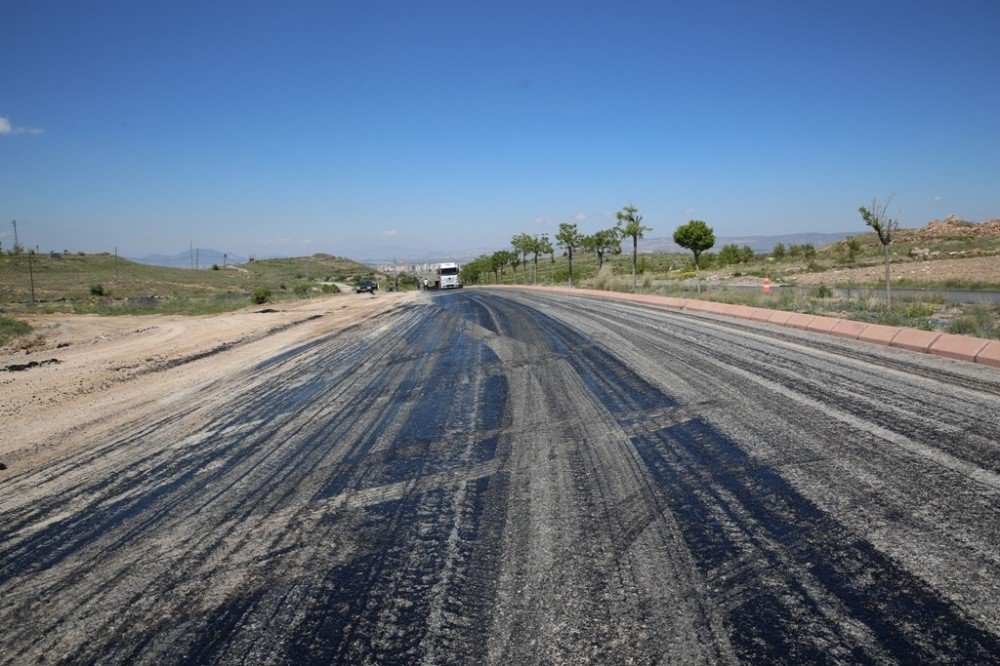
[2, 1, 999, 260]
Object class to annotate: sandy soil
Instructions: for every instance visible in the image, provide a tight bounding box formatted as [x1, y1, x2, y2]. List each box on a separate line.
[0, 291, 417, 470]
[783, 254, 1000, 286]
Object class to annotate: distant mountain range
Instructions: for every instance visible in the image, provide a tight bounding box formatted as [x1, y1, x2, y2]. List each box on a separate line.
[639, 231, 858, 254]
[132, 249, 247, 268]
[132, 232, 859, 269]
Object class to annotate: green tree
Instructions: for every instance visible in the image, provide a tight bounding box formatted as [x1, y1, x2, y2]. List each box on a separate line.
[739, 245, 755, 264]
[859, 197, 900, 309]
[492, 250, 516, 277]
[718, 243, 741, 265]
[616, 204, 652, 291]
[461, 255, 492, 285]
[581, 227, 623, 269]
[511, 233, 533, 277]
[527, 235, 542, 283]
[556, 222, 582, 285]
[537, 233, 554, 265]
[801, 243, 817, 261]
[772, 242, 786, 259]
[489, 251, 506, 280]
[673, 220, 715, 293]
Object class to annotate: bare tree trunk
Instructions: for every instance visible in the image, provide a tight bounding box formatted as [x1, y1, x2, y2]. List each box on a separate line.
[568, 249, 573, 286]
[632, 237, 637, 292]
[884, 244, 891, 310]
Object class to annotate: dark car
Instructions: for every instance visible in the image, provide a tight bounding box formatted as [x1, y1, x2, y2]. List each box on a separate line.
[355, 279, 378, 293]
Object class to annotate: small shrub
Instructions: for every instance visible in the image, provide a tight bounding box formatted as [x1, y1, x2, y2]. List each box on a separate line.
[946, 317, 978, 336]
[812, 284, 833, 298]
[0, 315, 33, 347]
[90, 284, 105, 296]
[321, 284, 339, 294]
[251, 287, 272, 305]
[903, 303, 935, 318]
[293, 284, 310, 296]
[592, 264, 615, 290]
[212, 264, 220, 270]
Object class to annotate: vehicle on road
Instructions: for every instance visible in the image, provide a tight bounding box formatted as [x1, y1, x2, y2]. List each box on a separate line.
[434, 262, 462, 289]
[355, 279, 378, 294]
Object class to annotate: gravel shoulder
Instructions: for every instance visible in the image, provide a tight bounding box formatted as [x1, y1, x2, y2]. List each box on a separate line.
[0, 291, 416, 470]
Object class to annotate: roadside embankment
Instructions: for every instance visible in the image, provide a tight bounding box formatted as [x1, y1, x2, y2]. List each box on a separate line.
[484, 285, 1000, 367]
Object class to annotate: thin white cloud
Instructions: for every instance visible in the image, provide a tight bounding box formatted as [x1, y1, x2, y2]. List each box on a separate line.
[933, 196, 941, 202]
[0, 116, 44, 136]
[684, 207, 696, 215]
[379, 229, 398, 237]
[574, 212, 587, 221]
[300, 238, 314, 246]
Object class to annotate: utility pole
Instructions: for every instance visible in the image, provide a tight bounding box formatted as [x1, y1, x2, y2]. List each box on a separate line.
[190, 240, 194, 269]
[10, 219, 18, 252]
[223, 253, 227, 268]
[115, 246, 119, 279]
[195, 247, 199, 270]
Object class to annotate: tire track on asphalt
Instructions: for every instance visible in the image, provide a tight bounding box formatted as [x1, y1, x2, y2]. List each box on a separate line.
[486, 289, 1000, 662]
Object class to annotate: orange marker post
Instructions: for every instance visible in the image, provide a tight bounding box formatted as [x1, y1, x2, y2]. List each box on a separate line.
[763, 274, 771, 294]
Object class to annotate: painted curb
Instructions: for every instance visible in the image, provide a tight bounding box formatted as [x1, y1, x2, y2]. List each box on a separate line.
[929, 334, 990, 363]
[481, 285, 998, 369]
[976, 341, 1000, 368]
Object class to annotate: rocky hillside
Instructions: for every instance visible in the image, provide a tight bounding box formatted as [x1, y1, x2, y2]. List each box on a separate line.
[907, 215, 1000, 242]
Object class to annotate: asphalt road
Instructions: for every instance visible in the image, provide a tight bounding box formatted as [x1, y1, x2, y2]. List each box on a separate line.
[2, 289, 999, 664]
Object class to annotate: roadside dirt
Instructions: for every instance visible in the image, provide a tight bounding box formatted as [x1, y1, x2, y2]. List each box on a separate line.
[0, 291, 417, 470]
[784, 254, 1000, 287]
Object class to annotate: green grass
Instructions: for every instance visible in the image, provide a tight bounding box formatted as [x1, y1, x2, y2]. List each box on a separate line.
[0, 252, 372, 315]
[0, 315, 33, 347]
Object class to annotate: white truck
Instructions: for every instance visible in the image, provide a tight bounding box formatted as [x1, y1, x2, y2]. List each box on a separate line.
[434, 262, 462, 289]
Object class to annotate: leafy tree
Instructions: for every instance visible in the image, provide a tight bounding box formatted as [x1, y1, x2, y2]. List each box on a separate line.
[772, 242, 786, 259]
[489, 251, 505, 280]
[718, 243, 742, 265]
[673, 220, 715, 292]
[859, 197, 900, 309]
[492, 250, 516, 277]
[556, 222, 582, 285]
[616, 204, 652, 291]
[788, 244, 802, 258]
[511, 233, 533, 276]
[527, 235, 542, 283]
[581, 227, 623, 268]
[801, 243, 817, 261]
[537, 233, 554, 264]
[740, 245, 755, 264]
[460, 255, 492, 285]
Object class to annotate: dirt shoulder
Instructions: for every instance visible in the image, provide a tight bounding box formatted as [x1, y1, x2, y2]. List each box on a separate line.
[0, 291, 418, 471]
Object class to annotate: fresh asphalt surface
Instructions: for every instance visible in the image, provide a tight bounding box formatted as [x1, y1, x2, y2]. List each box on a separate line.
[2, 289, 999, 664]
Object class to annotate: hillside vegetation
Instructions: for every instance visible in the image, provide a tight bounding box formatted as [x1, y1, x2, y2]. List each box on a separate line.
[0, 252, 379, 316]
